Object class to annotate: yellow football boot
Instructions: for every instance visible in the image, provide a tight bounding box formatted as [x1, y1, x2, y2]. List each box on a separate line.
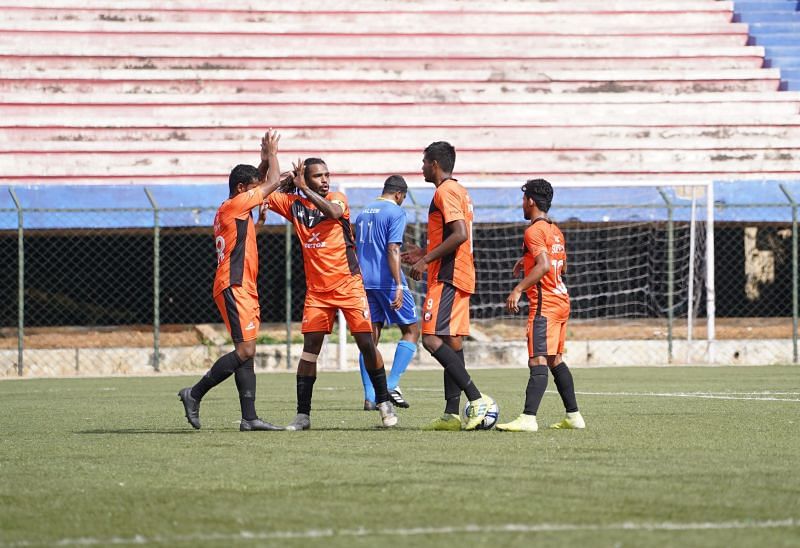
[549, 411, 586, 430]
[496, 413, 539, 432]
[422, 413, 462, 431]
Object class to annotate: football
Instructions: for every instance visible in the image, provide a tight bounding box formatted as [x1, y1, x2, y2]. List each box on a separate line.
[462, 396, 500, 430]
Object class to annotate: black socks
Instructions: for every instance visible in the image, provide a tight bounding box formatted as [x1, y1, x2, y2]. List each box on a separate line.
[366, 367, 390, 404]
[190, 351, 263, 421]
[432, 344, 481, 404]
[190, 350, 243, 401]
[523, 365, 549, 416]
[552, 362, 579, 413]
[296, 375, 316, 415]
[443, 349, 465, 414]
[234, 358, 258, 421]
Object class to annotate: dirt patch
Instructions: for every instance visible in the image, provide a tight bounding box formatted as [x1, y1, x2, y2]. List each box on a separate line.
[476, 318, 795, 342]
[0, 318, 794, 350]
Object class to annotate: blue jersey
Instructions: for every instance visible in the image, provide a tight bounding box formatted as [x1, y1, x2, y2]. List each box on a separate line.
[355, 198, 408, 290]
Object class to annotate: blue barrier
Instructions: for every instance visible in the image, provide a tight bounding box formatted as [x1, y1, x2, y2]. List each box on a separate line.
[3, 181, 799, 229]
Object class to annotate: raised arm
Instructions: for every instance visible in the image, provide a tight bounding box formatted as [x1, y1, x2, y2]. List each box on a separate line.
[256, 129, 282, 197]
[291, 159, 344, 219]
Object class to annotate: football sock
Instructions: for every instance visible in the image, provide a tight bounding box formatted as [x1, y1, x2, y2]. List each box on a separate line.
[387, 340, 416, 390]
[190, 350, 242, 401]
[296, 375, 316, 415]
[431, 344, 481, 402]
[367, 367, 391, 404]
[358, 353, 376, 403]
[443, 370, 461, 414]
[443, 348, 465, 414]
[523, 365, 549, 416]
[234, 358, 258, 421]
[552, 361, 579, 413]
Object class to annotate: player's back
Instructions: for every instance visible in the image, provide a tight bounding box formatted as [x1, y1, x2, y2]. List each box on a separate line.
[355, 199, 408, 290]
[523, 218, 569, 320]
[213, 189, 263, 297]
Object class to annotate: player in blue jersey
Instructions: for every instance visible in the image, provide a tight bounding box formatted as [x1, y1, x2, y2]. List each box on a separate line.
[355, 175, 420, 410]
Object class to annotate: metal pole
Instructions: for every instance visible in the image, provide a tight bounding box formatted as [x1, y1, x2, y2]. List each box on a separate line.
[285, 221, 293, 369]
[687, 186, 697, 363]
[658, 188, 674, 364]
[404, 188, 424, 364]
[8, 188, 23, 376]
[144, 188, 160, 372]
[406, 188, 424, 315]
[779, 183, 798, 364]
[706, 182, 716, 364]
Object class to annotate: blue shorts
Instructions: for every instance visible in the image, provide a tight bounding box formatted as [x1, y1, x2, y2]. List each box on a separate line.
[365, 288, 418, 327]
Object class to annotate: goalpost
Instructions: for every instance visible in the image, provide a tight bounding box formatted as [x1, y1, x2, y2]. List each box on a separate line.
[333, 180, 716, 368]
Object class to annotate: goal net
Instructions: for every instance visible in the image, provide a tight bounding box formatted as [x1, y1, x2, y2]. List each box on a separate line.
[336, 181, 712, 366]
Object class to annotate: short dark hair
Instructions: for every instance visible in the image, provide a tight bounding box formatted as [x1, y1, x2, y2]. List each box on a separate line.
[382, 175, 408, 194]
[228, 164, 260, 196]
[423, 141, 456, 174]
[522, 178, 554, 213]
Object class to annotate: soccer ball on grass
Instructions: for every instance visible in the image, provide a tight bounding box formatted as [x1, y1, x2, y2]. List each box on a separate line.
[462, 396, 499, 430]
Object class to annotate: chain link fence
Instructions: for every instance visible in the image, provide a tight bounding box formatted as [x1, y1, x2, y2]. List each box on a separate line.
[1, 181, 798, 376]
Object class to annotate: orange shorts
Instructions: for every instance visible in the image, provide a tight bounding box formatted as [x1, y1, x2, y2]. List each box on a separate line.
[214, 286, 260, 343]
[302, 275, 372, 334]
[527, 313, 567, 358]
[421, 282, 470, 337]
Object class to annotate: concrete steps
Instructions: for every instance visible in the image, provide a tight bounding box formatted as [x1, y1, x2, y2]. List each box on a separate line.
[4, 124, 800, 152]
[0, 11, 737, 31]
[0, 31, 751, 56]
[3, 101, 798, 127]
[3, 149, 798, 179]
[0, 48, 767, 72]
[0, 70, 782, 97]
[0, 0, 793, 183]
[1, 0, 737, 13]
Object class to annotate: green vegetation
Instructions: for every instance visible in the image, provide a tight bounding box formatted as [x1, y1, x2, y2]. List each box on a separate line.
[1, 366, 798, 547]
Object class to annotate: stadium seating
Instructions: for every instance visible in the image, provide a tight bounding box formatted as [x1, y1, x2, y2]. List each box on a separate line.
[0, 0, 799, 184]
[733, 0, 800, 91]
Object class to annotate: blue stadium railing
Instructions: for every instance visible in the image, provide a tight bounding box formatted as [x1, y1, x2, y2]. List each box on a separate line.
[734, 0, 800, 90]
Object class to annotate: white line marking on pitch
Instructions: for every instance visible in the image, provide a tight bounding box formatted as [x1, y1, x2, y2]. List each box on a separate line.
[574, 391, 800, 402]
[3, 518, 797, 546]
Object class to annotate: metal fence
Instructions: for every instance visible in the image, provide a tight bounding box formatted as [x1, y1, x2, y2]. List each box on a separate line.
[1, 181, 798, 376]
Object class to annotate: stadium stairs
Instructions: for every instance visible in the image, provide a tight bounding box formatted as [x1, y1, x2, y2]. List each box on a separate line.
[734, 0, 800, 91]
[0, 0, 799, 185]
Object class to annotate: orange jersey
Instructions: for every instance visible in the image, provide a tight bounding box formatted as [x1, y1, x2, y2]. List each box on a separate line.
[427, 179, 475, 294]
[267, 191, 360, 292]
[212, 187, 265, 297]
[523, 218, 570, 321]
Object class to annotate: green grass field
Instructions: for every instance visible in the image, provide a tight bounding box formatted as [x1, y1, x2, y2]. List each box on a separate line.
[1, 366, 799, 547]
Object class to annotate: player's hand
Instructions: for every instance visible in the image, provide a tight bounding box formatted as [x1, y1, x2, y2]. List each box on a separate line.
[391, 286, 404, 310]
[256, 200, 268, 225]
[260, 128, 280, 162]
[409, 258, 427, 281]
[506, 288, 522, 314]
[292, 158, 308, 193]
[512, 257, 525, 277]
[278, 170, 295, 192]
[401, 243, 425, 265]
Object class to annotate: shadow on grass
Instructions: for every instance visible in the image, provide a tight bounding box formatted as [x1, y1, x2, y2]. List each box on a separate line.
[76, 428, 211, 435]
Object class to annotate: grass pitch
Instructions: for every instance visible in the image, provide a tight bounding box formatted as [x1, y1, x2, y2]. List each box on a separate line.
[1, 366, 799, 547]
